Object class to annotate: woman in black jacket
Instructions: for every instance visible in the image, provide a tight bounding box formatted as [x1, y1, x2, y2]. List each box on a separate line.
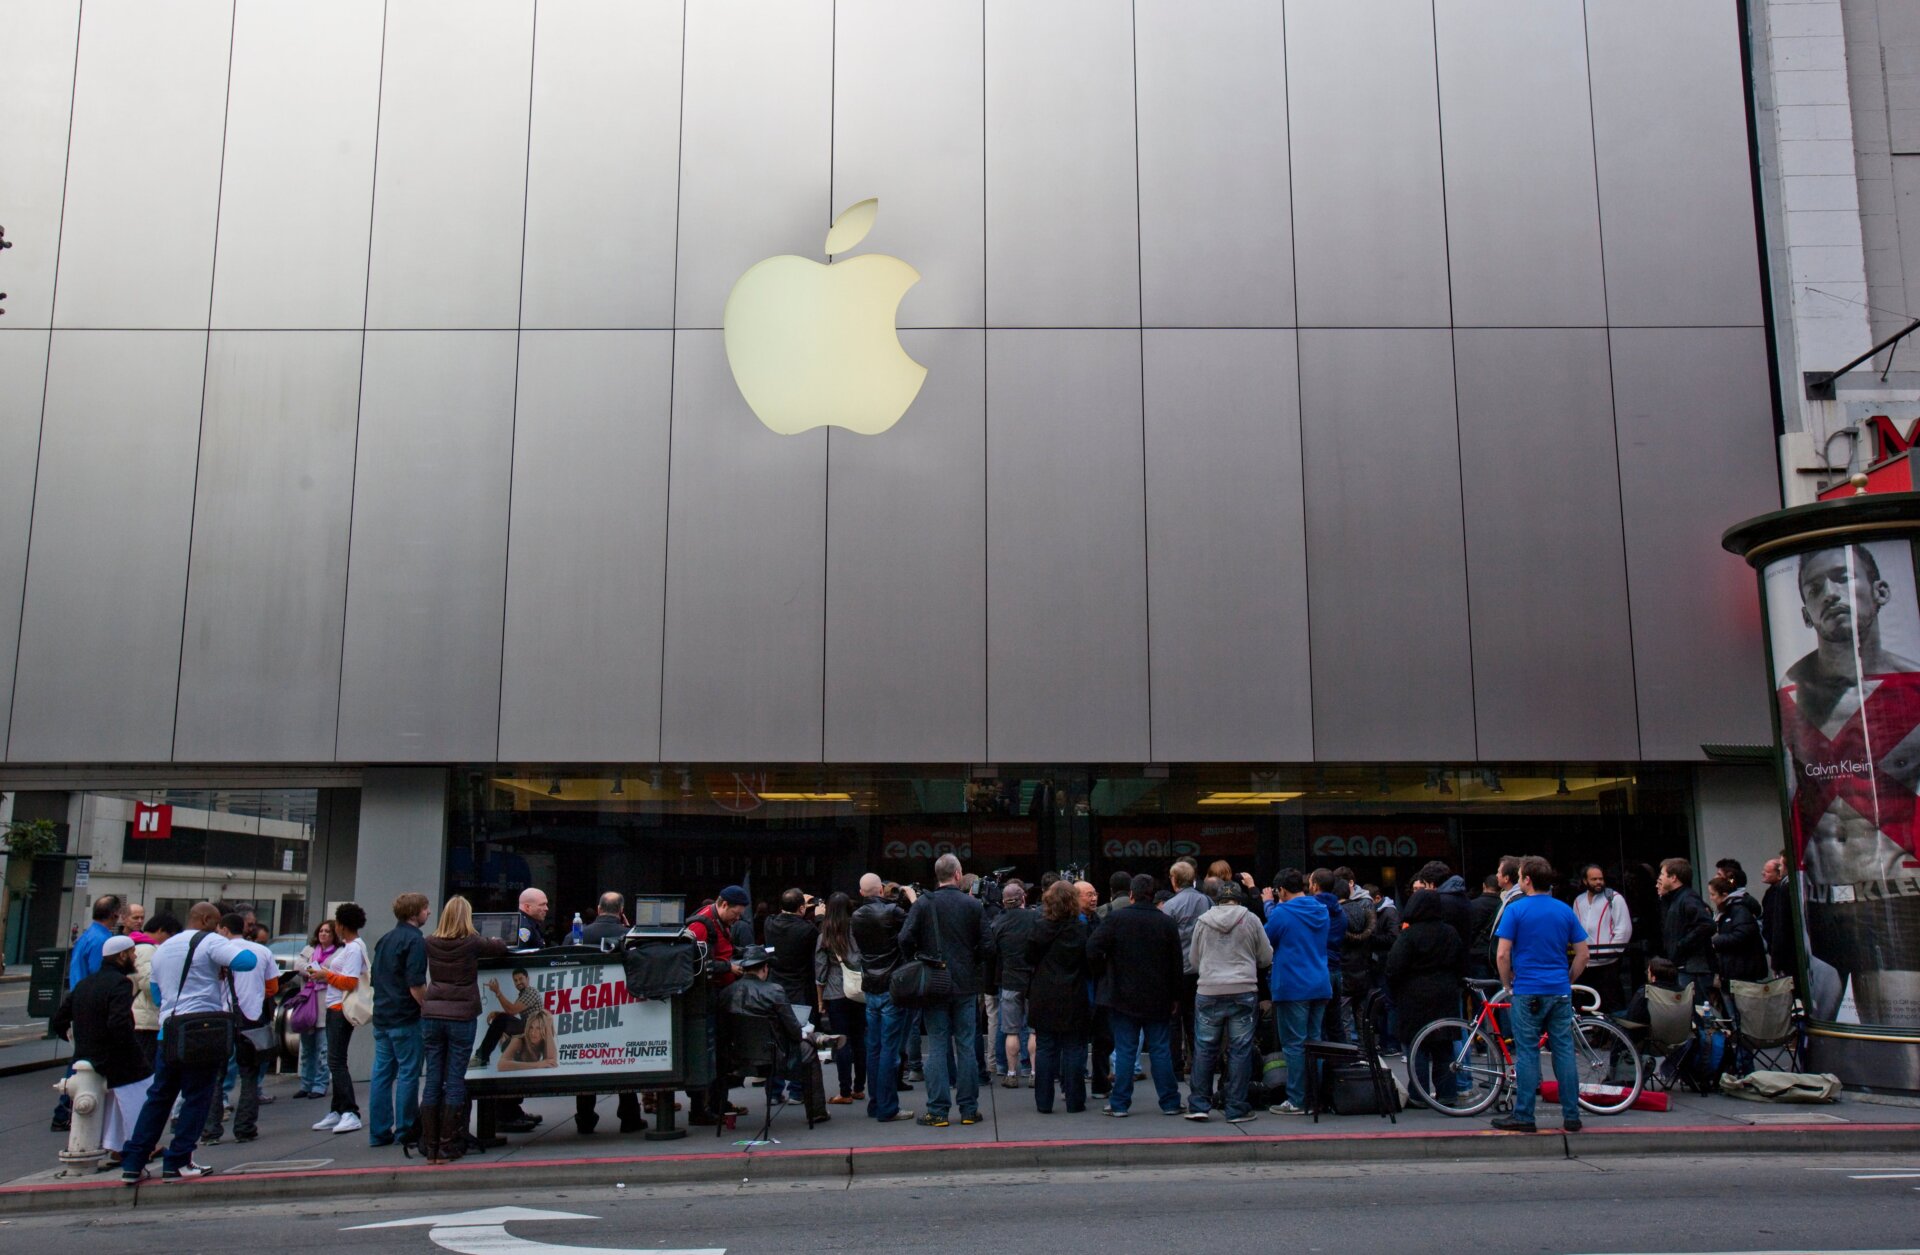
[1707, 876, 1768, 985]
[1025, 880, 1092, 1114]
[1383, 890, 1466, 1108]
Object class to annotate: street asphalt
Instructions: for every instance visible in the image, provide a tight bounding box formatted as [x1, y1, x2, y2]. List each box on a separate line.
[3, 1152, 1918, 1254]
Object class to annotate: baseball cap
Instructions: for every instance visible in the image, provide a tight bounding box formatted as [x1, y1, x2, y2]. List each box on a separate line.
[718, 885, 751, 907]
[102, 936, 135, 957]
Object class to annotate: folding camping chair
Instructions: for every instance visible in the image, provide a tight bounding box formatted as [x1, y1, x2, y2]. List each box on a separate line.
[1726, 976, 1805, 1075]
[1638, 983, 1697, 1092]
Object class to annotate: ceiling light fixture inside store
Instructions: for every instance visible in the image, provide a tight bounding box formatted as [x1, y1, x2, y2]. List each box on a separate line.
[758, 791, 853, 803]
[1197, 791, 1304, 806]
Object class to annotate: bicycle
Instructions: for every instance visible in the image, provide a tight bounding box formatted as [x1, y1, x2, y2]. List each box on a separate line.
[1404, 978, 1643, 1117]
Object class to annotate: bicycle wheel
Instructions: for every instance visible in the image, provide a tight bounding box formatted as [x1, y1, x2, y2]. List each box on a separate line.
[1405, 1018, 1505, 1116]
[1571, 1015, 1643, 1115]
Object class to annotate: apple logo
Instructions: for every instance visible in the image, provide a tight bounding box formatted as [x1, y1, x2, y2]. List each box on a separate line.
[723, 198, 927, 436]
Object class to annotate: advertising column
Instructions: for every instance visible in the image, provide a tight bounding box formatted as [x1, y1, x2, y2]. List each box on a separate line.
[1726, 492, 1920, 1087]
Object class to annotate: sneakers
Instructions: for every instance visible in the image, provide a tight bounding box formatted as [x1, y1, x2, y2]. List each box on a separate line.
[1490, 1115, 1538, 1133]
[312, 1111, 341, 1131]
[877, 1110, 917, 1122]
[1184, 1110, 1211, 1122]
[1563, 1119, 1584, 1133]
[162, 1161, 214, 1180]
[469, 1053, 487, 1069]
[959, 1112, 982, 1125]
[1102, 1106, 1129, 1118]
[916, 1113, 949, 1127]
[1227, 1111, 1259, 1124]
[332, 1112, 364, 1135]
[120, 1168, 148, 1187]
[1000, 1072, 1018, 1089]
[1162, 1107, 1186, 1116]
[1269, 1101, 1306, 1115]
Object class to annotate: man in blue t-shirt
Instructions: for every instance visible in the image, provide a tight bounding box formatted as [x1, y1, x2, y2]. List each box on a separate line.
[1492, 857, 1589, 1134]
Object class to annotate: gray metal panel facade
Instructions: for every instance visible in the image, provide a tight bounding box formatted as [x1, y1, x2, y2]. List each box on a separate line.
[984, 0, 1140, 328]
[1300, 330, 1475, 761]
[209, 0, 384, 330]
[519, 0, 684, 331]
[1287, 0, 1452, 328]
[1454, 329, 1638, 761]
[1144, 330, 1312, 761]
[986, 331, 1150, 762]
[1435, 0, 1607, 328]
[335, 332, 519, 762]
[825, 330, 987, 762]
[9, 332, 206, 762]
[51, 0, 231, 329]
[1135, 0, 1293, 329]
[1611, 328, 1778, 759]
[174, 332, 361, 762]
[498, 331, 673, 763]
[1587, 0, 1765, 327]
[0, 5, 1778, 768]
[834, 0, 985, 329]
[363, 0, 534, 330]
[0, 1, 78, 327]
[673, 0, 832, 330]
[659, 332, 827, 761]
[0, 332, 50, 759]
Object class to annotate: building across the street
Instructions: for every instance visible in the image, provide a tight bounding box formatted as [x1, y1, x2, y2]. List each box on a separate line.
[1, 1, 1915, 1083]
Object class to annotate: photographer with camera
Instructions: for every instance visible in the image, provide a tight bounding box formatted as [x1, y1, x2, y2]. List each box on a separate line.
[898, 854, 986, 1128]
[852, 873, 917, 1123]
[763, 889, 822, 1104]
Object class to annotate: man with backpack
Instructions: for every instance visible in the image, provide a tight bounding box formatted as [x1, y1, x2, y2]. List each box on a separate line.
[120, 902, 262, 1184]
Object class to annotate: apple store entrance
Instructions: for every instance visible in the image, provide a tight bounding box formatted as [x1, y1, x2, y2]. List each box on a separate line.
[447, 764, 1692, 944]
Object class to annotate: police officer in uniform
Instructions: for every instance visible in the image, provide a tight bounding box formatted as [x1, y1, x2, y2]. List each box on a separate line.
[496, 886, 551, 1134]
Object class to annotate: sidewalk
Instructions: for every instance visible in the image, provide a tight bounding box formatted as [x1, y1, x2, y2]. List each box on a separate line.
[2, 1063, 1916, 1215]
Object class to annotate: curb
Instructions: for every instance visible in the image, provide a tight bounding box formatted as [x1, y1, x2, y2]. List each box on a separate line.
[2, 1122, 1918, 1217]
[0, 1054, 68, 1080]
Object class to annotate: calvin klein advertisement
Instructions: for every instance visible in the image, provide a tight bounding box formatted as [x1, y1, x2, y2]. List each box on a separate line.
[1767, 539, 1920, 1028]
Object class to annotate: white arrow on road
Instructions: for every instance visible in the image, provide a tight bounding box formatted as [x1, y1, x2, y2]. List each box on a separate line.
[347, 1206, 726, 1255]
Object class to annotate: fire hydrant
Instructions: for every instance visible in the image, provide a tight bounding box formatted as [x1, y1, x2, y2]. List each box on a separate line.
[54, 1061, 109, 1177]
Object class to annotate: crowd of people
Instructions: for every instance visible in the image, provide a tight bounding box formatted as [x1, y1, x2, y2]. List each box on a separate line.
[42, 846, 1795, 1180]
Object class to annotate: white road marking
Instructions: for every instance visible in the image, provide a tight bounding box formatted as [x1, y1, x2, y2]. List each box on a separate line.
[347, 1207, 727, 1255]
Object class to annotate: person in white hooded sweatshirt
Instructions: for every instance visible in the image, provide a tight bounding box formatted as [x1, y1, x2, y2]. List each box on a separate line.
[1184, 878, 1273, 1123]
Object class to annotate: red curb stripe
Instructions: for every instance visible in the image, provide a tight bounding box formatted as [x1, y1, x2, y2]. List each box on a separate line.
[5, 1121, 1916, 1199]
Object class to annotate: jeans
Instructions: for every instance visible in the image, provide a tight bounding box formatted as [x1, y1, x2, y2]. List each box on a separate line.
[232, 1038, 267, 1139]
[922, 994, 980, 1119]
[864, 989, 907, 1120]
[826, 997, 867, 1096]
[1277, 999, 1327, 1110]
[122, 1052, 221, 1174]
[1032, 1029, 1087, 1113]
[1412, 1022, 1461, 1104]
[1321, 970, 1346, 1043]
[369, 1020, 424, 1141]
[1510, 992, 1580, 1124]
[299, 1028, 328, 1094]
[1188, 993, 1256, 1118]
[326, 1008, 359, 1115]
[421, 1017, 477, 1110]
[1107, 1012, 1180, 1113]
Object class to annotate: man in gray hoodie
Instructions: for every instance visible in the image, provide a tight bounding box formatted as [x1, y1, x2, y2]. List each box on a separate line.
[1184, 878, 1273, 1123]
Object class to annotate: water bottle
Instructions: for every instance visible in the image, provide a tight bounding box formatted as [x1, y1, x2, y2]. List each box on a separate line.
[569, 912, 584, 945]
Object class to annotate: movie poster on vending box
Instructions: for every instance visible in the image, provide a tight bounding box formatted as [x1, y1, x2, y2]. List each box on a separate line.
[467, 959, 674, 1080]
[1764, 538, 1920, 1028]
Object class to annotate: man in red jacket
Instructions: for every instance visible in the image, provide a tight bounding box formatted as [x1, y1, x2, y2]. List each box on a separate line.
[686, 886, 749, 1125]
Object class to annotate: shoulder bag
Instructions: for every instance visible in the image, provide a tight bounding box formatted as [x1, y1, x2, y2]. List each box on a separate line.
[161, 931, 236, 1069]
[341, 940, 374, 1027]
[888, 894, 954, 1008]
